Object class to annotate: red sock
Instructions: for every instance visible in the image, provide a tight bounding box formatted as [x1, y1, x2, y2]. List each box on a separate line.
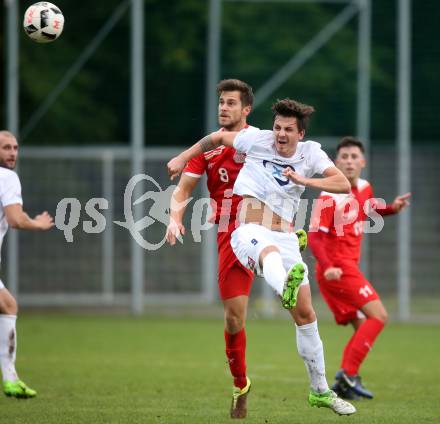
[224, 328, 247, 389]
[340, 334, 356, 370]
[342, 318, 385, 376]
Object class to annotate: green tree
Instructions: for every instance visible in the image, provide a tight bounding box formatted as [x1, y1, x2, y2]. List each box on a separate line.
[2, 1, 439, 145]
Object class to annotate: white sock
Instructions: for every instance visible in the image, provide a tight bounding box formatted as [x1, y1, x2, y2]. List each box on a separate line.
[0, 315, 18, 382]
[296, 320, 329, 394]
[262, 251, 286, 296]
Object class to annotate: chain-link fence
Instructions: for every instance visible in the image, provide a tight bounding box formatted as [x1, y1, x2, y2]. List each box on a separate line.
[2, 145, 438, 321]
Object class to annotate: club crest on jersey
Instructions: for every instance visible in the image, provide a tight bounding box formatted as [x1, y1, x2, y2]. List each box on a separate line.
[233, 151, 246, 164]
[263, 160, 295, 186]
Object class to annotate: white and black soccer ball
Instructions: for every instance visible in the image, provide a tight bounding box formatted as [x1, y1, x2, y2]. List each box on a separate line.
[23, 2, 64, 43]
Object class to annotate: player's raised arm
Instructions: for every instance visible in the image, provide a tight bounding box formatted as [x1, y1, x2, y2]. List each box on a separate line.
[282, 166, 350, 194]
[167, 131, 237, 180]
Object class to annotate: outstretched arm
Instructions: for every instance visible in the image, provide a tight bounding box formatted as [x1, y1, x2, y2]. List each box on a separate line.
[167, 131, 237, 180]
[283, 166, 350, 194]
[369, 192, 411, 216]
[389, 192, 411, 213]
[5, 204, 54, 231]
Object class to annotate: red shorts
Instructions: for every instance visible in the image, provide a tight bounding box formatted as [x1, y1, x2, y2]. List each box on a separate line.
[316, 261, 379, 325]
[217, 222, 254, 300]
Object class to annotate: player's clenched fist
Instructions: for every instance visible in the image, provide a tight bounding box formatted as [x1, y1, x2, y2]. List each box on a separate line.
[282, 167, 307, 186]
[167, 155, 187, 180]
[34, 211, 54, 230]
[323, 267, 343, 281]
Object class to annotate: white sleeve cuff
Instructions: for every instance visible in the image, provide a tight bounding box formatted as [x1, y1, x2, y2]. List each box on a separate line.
[183, 172, 202, 178]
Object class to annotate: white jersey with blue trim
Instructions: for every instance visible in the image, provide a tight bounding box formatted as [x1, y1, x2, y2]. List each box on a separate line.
[232, 128, 334, 222]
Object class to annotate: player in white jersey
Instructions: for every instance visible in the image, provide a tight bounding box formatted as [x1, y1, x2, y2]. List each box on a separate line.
[168, 99, 356, 416]
[0, 131, 54, 398]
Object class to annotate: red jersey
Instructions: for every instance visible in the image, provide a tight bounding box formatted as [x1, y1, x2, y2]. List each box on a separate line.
[183, 126, 254, 224]
[309, 178, 394, 265]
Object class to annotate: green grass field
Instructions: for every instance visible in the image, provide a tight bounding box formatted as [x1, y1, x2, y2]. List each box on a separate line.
[1, 314, 439, 423]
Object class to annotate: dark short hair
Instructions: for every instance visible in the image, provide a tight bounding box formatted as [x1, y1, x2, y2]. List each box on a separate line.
[217, 79, 254, 108]
[271, 98, 315, 131]
[336, 136, 365, 153]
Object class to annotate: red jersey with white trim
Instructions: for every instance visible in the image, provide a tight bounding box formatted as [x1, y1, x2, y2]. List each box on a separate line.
[309, 178, 373, 263]
[183, 125, 256, 224]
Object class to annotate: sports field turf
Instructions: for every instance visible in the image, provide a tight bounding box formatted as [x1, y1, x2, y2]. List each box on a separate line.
[1, 314, 439, 423]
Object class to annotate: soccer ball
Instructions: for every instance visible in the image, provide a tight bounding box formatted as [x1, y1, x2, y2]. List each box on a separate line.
[23, 2, 64, 43]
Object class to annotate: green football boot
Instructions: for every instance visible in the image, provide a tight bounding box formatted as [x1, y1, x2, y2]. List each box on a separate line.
[308, 389, 356, 415]
[281, 263, 305, 309]
[3, 380, 37, 399]
[295, 229, 308, 252]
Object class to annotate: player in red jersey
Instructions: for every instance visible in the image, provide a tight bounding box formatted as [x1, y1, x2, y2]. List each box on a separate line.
[166, 79, 255, 418]
[308, 136, 410, 400]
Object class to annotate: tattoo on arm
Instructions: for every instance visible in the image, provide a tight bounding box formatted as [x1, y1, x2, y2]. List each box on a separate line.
[198, 134, 216, 153]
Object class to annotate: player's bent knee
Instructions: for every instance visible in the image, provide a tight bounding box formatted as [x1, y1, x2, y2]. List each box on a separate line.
[375, 310, 388, 324]
[4, 299, 18, 315]
[362, 298, 388, 323]
[364, 301, 388, 324]
[224, 306, 246, 333]
[259, 245, 279, 265]
[225, 314, 245, 334]
[0, 290, 18, 315]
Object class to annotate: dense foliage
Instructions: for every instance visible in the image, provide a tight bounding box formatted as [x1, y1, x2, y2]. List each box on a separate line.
[0, 0, 438, 145]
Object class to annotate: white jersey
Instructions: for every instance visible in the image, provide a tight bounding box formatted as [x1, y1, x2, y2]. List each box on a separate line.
[233, 128, 334, 222]
[0, 168, 23, 261]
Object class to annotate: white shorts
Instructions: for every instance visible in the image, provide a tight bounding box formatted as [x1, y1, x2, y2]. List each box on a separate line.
[0, 279, 4, 290]
[230, 223, 309, 285]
